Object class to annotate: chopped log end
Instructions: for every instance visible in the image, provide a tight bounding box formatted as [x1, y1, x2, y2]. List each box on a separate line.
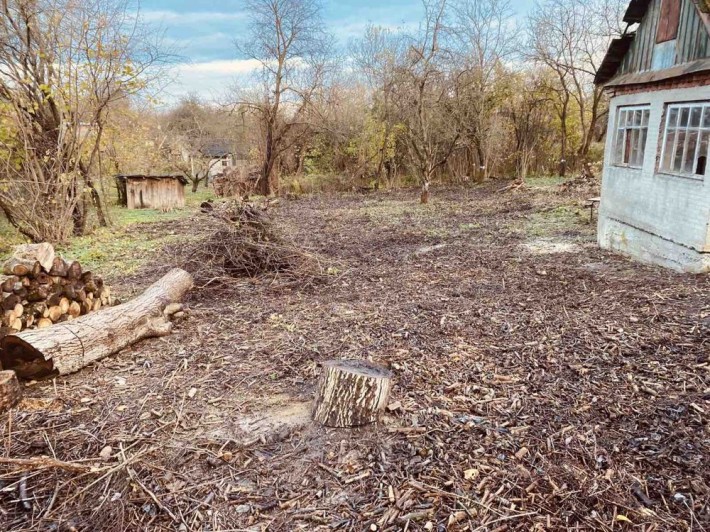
[0, 336, 56, 380]
[313, 359, 392, 428]
[322, 359, 393, 379]
[0, 370, 22, 412]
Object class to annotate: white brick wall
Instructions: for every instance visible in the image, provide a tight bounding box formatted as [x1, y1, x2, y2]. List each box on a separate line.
[598, 84, 710, 273]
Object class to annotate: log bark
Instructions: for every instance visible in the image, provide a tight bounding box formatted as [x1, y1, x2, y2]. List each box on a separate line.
[0, 370, 21, 412]
[312, 360, 392, 428]
[0, 269, 193, 379]
[4, 243, 55, 273]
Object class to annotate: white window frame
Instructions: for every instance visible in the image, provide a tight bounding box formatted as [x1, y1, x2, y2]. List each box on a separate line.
[658, 102, 710, 180]
[612, 105, 651, 169]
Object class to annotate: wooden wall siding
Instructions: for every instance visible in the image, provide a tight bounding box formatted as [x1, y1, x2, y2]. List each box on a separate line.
[126, 180, 185, 211]
[619, 0, 710, 75]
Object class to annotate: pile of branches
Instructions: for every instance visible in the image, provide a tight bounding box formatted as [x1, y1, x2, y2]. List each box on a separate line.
[171, 200, 328, 287]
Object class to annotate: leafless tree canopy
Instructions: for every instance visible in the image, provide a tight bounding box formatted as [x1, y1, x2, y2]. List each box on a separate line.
[0, 0, 167, 241]
[233, 0, 334, 196]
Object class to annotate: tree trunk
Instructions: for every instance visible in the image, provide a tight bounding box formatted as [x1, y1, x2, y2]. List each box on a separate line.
[0, 269, 193, 378]
[0, 371, 21, 413]
[420, 181, 430, 204]
[312, 360, 392, 428]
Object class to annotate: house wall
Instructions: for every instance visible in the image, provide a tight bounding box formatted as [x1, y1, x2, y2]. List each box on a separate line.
[208, 156, 248, 178]
[126, 179, 186, 211]
[598, 83, 710, 273]
[619, 0, 710, 76]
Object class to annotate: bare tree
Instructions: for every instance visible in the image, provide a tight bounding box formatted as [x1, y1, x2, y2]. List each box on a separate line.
[0, 0, 166, 241]
[351, 26, 406, 187]
[234, 0, 333, 196]
[528, 0, 626, 176]
[449, 0, 518, 182]
[394, 0, 460, 203]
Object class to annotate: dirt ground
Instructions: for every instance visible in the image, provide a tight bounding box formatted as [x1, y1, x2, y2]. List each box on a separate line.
[1, 182, 708, 531]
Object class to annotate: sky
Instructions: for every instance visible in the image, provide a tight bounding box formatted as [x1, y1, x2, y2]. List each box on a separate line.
[140, 0, 536, 103]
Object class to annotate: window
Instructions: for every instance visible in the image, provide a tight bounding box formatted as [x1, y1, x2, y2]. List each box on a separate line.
[659, 103, 710, 178]
[613, 106, 650, 168]
[221, 158, 228, 167]
[656, 0, 681, 43]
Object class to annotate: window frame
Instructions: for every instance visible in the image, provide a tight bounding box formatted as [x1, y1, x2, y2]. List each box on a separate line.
[612, 105, 651, 169]
[658, 102, 710, 180]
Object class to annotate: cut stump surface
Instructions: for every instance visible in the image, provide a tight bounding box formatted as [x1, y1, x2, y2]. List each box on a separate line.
[313, 359, 392, 428]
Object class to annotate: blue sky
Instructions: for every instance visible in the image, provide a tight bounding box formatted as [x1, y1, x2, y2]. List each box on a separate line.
[141, 0, 536, 102]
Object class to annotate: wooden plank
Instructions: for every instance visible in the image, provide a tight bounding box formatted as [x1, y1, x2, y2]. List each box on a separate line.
[657, 0, 682, 43]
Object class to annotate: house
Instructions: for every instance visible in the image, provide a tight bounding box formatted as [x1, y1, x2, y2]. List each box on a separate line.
[203, 140, 248, 179]
[595, 0, 710, 273]
[115, 174, 188, 211]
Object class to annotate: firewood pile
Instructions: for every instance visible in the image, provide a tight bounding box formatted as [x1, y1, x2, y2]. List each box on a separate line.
[0, 243, 113, 338]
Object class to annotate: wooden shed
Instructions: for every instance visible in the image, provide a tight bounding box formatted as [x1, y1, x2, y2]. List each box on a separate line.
[115, 174, 188, 211]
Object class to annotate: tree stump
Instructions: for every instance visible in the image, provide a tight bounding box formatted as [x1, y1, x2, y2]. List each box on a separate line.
[313, 360, 392, 428]
[0, 371, 22, 413]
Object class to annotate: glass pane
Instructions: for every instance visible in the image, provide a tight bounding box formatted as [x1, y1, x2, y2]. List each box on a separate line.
[668, 107, 679, 127]
[703, 107, 710, 128]
[690, 107, 702, 128]
[679, 107, 690, 127]
[618, 110, 626, 128]
[696, 131, 709, 175]
[683, 130, 699, 173]
[627, 111, 635, 126]
[661, 130, 676, 171]
[624, 129, 633, 164]
[673, 130, 687, 172]
[629, 129, 640, 165]
[642, 110, 650, 126]
[634, 110, 642, 126]
[635, 127, 648, 166]
[614, 130, 624, 163]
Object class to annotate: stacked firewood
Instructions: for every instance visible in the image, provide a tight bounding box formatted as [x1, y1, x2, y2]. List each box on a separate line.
[1, 244, 113, 338]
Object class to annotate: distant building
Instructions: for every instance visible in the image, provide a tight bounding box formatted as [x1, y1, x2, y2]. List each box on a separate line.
[595, 0, 710, 273]
[202, 140, 248, 179]
[115, 174, 188, 211]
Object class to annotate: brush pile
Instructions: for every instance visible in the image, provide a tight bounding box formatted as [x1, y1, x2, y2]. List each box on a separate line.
[0, 243, 114, 338]
[172, 200, 326, 287]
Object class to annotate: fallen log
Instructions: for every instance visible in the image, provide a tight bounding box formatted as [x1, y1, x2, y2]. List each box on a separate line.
[0, 269, 193, 378]
[312, 360, 392, 428]
[0, 370, 22, 412]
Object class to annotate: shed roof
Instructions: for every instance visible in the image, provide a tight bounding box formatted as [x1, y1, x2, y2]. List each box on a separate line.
[115, 174, 188, 186]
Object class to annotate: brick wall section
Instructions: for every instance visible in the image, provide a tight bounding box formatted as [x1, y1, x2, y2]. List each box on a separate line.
[609, 71, 710, 96]
[598, 83, 710, 272]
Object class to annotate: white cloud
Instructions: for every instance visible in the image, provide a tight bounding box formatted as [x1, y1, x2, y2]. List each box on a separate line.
[160, 59, 261, 103]
[140, 10, 246, 25]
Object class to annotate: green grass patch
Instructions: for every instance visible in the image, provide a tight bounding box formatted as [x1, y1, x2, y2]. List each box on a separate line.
[524, 205, 589, 238]
[0, 187, 214, 277]
[526, 175, 569, 189]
